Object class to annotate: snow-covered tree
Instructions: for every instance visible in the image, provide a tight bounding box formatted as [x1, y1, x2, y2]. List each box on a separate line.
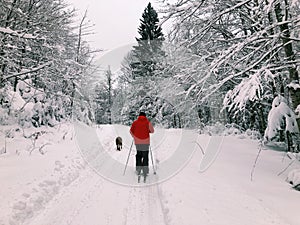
[131, 2, 165, 78]
[117, 3, 181, 126]
[159, 0, 300, 133]
[93, 67, 114, 124]
[264, 95, 299, 152]
[0, 0, 98, 127]
[223, 68, 275, 133]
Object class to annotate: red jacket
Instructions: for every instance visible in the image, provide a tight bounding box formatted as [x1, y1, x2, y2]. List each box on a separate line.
[130, 116, 154, 144]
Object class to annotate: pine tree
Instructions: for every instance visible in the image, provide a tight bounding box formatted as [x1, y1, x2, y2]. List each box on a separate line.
[131, 2, 164, 78]
[118, 3, 174, 126]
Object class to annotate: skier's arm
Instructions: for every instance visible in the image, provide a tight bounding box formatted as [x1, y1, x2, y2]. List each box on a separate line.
[130, 123, 135, 137]
[149, 122, 154, 133]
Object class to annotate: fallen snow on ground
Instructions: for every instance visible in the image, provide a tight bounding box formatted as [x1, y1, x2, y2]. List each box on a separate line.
[0, 124, 86, 225]
[0, 123, 300, 225]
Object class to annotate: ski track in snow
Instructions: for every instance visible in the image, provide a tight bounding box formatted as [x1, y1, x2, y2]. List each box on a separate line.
[27, 167, 104, 225]
[123, 180, 169, 225]
[2, 124, 300, 225]
[28, 168, 169, 225]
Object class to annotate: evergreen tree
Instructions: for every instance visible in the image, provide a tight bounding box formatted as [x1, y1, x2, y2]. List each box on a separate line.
[118, 3, 182, 127]
[131, 2, 164, 78]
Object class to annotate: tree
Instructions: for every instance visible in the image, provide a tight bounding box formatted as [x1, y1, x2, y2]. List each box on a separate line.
[131, 2, 164, 78]
[117, 2, 168, 125]
[264, 95, 299, 152]
[274, 1, 300, 129]
[160, 0, 300, 134]
[0, 0, 98, 127]
[93, 66, 114, 124]
[106, 66, 113, 124]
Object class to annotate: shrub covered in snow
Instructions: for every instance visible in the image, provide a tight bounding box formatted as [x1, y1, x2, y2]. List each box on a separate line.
[287, 169, 300, 191]
[264, 95, 299, 140]
[0, 83, 68, 128]
[0, 86, 25, 125]
[202, 122, 261, 139]
[264, 95, 299, 151]
[202, 122, 226, 135]
[0, 108, 10, 125]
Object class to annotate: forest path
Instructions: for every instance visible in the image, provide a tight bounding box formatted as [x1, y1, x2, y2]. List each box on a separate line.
[7, 124, 299, 225]
[28, 164, 168, 225]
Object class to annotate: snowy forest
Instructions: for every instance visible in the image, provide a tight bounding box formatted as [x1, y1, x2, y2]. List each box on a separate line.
[1, 0, 299, 151]
[1, 0, 300, 224]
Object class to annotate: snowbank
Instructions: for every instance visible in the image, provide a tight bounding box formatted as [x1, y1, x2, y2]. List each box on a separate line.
[0, 123, 87, 225]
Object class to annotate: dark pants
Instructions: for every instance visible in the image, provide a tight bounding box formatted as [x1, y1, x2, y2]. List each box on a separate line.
[135, 144, 149, 175]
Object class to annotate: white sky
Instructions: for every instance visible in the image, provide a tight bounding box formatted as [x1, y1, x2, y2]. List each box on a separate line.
[67, 0, 161, 51]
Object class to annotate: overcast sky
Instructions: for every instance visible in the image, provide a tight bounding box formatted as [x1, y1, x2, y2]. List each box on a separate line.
[67, 0, 160, 51]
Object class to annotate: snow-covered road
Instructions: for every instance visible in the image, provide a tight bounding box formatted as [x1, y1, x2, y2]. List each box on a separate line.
[1, 124, 300, 225]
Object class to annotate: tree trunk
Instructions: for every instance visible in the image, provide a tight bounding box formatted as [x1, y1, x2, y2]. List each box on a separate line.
[173, 114, 177, 128]
[285, 131, 292, 152]
[107, 66, 112, 124]
[70, 81, 76, 118]
[178, 114, 182, 128]
[274, 1, 300, 129]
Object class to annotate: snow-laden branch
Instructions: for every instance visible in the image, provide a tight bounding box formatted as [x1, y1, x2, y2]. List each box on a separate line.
[189, 31, 268, 94]
[3, 62, 52, 81]
[0, 27, 42, 40]
[196, 44, 278, 103]
[222, 68, 275, 114]
[185, 26, 292, 103]
[186, 0, 252, 47]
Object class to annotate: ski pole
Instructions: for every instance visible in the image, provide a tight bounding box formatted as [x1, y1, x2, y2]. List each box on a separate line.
[149, 145, 156, 175]
[123, 140, 133, 175]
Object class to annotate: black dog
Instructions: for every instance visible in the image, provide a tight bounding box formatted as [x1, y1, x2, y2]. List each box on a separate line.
[115, 137, 122, 151]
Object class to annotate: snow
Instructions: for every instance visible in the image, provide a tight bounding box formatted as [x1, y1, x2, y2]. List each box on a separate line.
[224, 73, 262, 112]
[0, 27, 38, 39]
[287, 82, 300, 90]
[264, 95, 299, 140]
[296, 104, 300, 117]
[223, 68, 275, 113]
[1, 123, 300, 225]
[6, 90, 26, 111]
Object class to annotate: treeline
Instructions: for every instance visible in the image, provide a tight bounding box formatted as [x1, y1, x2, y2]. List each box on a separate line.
[1, 0, 299, 151]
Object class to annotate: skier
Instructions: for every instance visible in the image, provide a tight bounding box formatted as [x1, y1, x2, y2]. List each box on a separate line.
[130, 112, 154, 179]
